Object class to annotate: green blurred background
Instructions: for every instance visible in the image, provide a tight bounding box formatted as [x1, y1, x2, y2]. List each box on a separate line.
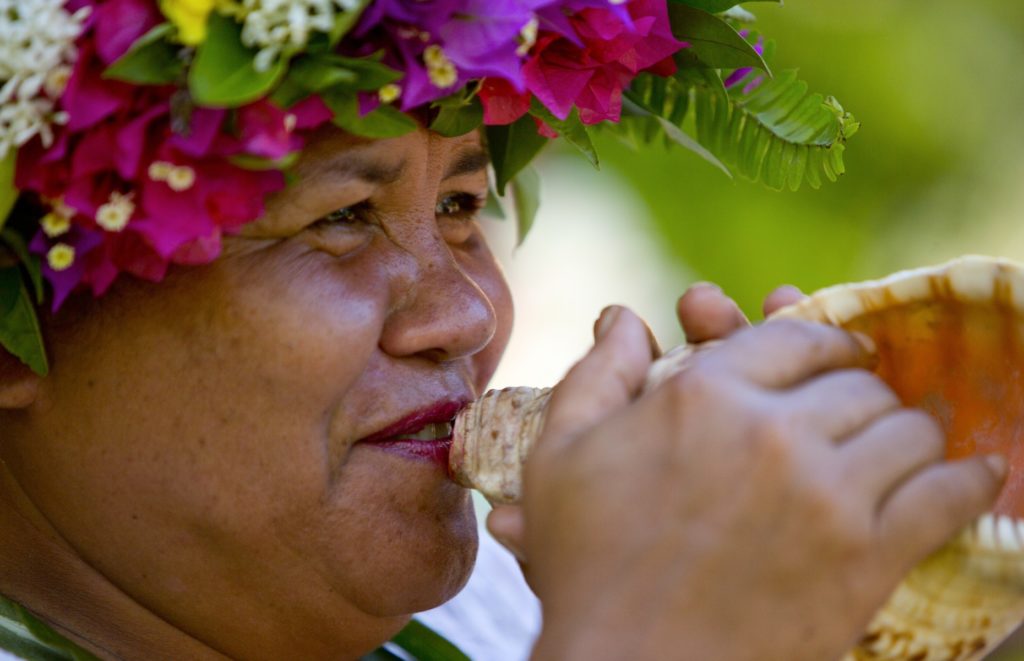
[600, 0, 1024, 317]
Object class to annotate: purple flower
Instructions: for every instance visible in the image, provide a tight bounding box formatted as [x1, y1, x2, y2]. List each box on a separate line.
[439, 0, 555, 87]
[723, 31, 765, 92]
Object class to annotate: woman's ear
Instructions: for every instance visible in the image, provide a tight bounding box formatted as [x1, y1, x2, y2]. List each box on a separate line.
[0, 349, 41, 409]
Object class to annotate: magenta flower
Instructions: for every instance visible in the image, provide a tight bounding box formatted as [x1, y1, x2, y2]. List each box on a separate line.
[523, 0, 684, 124]
[15, 6, 314, 309]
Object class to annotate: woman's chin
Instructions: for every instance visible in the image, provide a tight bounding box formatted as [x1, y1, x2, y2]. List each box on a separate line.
[352, 512, 479, 616]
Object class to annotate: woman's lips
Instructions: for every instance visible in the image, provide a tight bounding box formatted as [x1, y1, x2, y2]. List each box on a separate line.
[357, 400, 468, 470]
[362, 437, 453, 468]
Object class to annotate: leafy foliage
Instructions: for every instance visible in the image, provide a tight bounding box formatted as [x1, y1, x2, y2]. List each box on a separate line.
[321, 88, 418, 138]
[670, 0, 780, 13]
[667, 3, 769, 72]
[0, 151, 14, 231]
[189, 13, 285, 107]
[0, 267, 47, 376]
[389, 619, 470, 661]
[692, 68, 859, 190]
[512, 166, 541, 246]
[619, 10, 858, 192]
[486, 114, 548, 196]
[104, 23, 184, 85]
[430, 86, 485, 138]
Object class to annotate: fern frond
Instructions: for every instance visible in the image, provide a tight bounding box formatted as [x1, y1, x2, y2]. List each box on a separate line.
[694, 69, 859, 190]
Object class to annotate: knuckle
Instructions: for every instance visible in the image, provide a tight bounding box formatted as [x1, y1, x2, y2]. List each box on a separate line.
[663, 362, 730, 408]
[750, 408, 800, 463]
[846, 368, 897, 400]
[893, 409, 945, 453]
[800, 478, 871, 550]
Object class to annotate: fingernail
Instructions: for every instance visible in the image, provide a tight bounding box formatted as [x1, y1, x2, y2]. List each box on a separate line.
[595, 306, 621, 341]
[984, 454, 1008, 481]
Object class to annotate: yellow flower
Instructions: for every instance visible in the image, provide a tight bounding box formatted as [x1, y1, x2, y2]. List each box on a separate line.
[378, 84, 402, 104]
[47, 244, 75, 272]
[41, 212, 71, 238]
[160, 0, 218, 45]
[424, 46, 458, 89]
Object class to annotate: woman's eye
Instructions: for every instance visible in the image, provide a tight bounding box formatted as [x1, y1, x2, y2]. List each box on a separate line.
[435, 193, 484, 218]
[316, 205, 362, 226]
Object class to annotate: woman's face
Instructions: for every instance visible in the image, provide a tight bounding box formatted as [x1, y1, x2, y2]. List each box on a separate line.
[1, 127, 513, 657]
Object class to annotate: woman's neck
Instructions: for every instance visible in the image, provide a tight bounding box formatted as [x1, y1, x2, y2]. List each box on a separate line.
[0, 459, 229, 661]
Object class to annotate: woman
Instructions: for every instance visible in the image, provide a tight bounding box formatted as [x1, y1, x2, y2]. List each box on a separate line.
[0, 0, 1006, 659]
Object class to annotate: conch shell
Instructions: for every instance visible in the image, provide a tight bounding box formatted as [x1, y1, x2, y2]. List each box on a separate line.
[450, 255, 1024, 660]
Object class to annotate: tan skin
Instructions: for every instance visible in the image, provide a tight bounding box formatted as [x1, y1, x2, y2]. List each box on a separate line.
[0, 125, 1006, 660]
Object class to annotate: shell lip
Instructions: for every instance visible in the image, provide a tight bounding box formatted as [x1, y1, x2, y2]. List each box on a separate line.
[963, 512, 1024, 555]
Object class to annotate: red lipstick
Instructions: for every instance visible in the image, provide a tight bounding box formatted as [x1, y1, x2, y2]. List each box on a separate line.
[358, 400, 467, 470]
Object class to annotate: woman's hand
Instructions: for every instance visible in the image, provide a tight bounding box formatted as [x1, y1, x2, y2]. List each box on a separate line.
[522, 307, 1005, 661]
[486, 283, 804, 557]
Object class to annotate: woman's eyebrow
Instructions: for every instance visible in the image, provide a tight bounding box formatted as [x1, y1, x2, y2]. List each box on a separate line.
[304, 153, 408, 186]
[443, 148, 489, 180]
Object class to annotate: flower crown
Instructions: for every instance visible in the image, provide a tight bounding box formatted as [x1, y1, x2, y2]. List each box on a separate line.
[0, 0, 858, 375]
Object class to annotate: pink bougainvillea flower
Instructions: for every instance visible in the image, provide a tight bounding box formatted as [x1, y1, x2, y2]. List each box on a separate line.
[92, 0, 162, 64]
[479, 77, 532, 125]
[525, 0, 684, 124]
[232, 100, 304, 160]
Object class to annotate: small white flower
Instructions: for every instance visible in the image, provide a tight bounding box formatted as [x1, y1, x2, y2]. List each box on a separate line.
[517, 17, 539, 57]
[0, 0, 90, 159]
[234, 0, 362, 73]
[95, 191, 135, 233]
[424, 45, 457, 89]
[166, 165, 196, 192]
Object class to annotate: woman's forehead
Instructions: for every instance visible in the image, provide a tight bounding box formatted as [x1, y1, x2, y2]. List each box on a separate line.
[294, 126, 485, 179]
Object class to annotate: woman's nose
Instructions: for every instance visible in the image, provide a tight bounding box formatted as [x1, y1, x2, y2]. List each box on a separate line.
[379, 249, 497, 362]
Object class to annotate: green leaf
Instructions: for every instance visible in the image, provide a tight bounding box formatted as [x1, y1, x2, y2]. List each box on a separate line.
[430, 97, 484, 137]
[390, 619, 470, 661]
[103, 23, 183, 85]
[227, 152, 300, 171]
[321, 90, 418, 139]
[668, 3, 770, 72]
[484, 187, 506, 220]
[614, 75, 729, 177]
[690, 69, 859, 190]
[528, 101, 599, 169]
[512, 166, 541, 247]
[0, 150, 16, 232]
[670, 0, 780, 14]
[287, 56, 358, 92]
[1, 230, 43, 303]
[290, 53, 401, 94]
[329, 0, 372, 46]
[188, 13, 285, 108]
[486, 115, 548, 196]
[0, 268, 48, 376]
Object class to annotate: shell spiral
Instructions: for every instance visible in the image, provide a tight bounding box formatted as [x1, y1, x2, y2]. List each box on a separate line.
[450, 255, 1024, 660]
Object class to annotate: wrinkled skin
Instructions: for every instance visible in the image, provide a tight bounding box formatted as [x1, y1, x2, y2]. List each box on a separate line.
[0, 126, 512, 660]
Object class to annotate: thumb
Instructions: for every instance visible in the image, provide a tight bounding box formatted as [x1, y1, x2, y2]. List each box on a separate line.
[539, 306, 654, 449]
